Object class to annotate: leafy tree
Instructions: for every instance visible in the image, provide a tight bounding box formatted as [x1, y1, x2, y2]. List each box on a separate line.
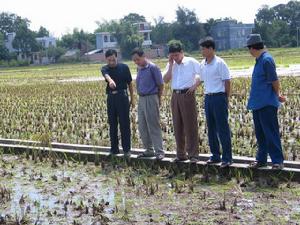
[36, 26, 50, 37]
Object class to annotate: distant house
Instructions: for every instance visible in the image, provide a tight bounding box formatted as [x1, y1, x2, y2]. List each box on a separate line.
[36, 36, 56, 48]
[95, 22, 153, 51]
[210, 20, 254, 51]
[134, 22, 152, 47]
[4, 32, 17, 53]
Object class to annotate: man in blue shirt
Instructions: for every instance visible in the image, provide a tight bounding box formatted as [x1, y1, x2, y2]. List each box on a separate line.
[131, 48, 165, 160]
[101, 49, 134, 157]
[246, 34, 286, 170]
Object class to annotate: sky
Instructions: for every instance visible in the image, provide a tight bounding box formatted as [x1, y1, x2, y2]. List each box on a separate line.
[1, 0, 291, 37]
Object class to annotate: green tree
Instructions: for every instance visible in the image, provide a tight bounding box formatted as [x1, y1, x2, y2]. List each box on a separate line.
[254, 1, 300, 47]
[36, 26, 50, 37]
[0, 33, 9, 60]
[171, 6, 205, 51]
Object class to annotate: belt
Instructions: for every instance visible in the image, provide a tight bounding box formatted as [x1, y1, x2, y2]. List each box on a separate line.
[139, 93, 158, 97]
[108, 89, 127, 95]
[173, 89, 189, 94]
[205, 92, 225, 96]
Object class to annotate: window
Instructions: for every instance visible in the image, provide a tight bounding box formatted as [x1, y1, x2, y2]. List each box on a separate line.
[104, 35, 108, 42]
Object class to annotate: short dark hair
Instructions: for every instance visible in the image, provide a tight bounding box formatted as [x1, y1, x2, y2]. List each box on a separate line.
[168, 40, 183, 53]
[248, 42, 264, 50]
[131, 47, 144, 57]
[199, 37, 215, 50]
[105, 49, 117, 58]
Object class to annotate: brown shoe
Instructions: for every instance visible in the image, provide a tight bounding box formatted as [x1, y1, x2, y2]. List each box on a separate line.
[249, 161, 268, 169]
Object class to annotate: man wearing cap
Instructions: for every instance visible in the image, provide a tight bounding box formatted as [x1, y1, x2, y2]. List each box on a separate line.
[199, 37, 233, 168]
[131, 48, 165, 160]
[101, 49, 135, 157]
[163, 40, 200, 162]
[246, 34, 285, 170]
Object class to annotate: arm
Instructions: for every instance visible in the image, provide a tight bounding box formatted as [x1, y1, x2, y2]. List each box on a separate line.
[272, 80, 286, 102]
[163, 56, 174, 83]
[224, 79, 231, 98]
[187, 75, 201, 94]
[158, 84, 164, 106]
[104, 74, 116, 89]
[128, 82, 135, 108]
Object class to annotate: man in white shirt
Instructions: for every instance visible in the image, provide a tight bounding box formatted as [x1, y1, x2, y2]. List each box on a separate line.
[163, 40, 201, 162]
[199, 37, 232, 168]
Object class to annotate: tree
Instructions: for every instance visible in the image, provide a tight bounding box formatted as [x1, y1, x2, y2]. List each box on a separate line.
[254, 1, 300, 47]
[95, 14, 145, 59]
[151, 17, 173, 45]
[36, 26, 49, 37]
[0, 33, 9, 60]
[12, 22, 39, 56]
[171, 6, 206, 51]
[57, 28, 95, 54]
[0, 12, 30, 34]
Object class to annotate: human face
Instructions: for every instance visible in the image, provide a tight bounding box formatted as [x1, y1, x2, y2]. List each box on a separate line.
[200, 46, 213, 58]
[132, 54, 147, 67]
[247, 46, 256, 57]
[106, 54, 117, 67]
[169, 51, 184, 64]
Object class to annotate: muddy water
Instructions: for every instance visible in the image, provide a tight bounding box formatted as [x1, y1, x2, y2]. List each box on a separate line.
[1, 153, 300, 225]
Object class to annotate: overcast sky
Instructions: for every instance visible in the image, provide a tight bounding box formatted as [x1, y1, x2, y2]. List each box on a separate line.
[2, 0, 290, 37]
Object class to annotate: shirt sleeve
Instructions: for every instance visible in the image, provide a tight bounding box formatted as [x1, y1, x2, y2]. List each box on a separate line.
[263, 58, 278, 83]
[220, 60, 231, 80]
[152, 65, 164, 85]
[101, 66, 109, 82]
[192, 59, 201, 81]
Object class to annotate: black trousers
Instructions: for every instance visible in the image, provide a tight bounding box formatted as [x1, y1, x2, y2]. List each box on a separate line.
[107, 91, 131, 153]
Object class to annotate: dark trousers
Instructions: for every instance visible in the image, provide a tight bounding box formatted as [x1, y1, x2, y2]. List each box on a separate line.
[171, 92, 199, 159]
[107, 91, 130, 153]
[205, 94, 232, 163]
[253, 106, 284, 164]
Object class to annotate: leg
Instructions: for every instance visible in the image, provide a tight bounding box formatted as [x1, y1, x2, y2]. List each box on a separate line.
[259, 106, 284, 164]
[144, 95, 164, 155]
[107, 95, 119, 154]
[205, 95, 221, 161]
[117, 92, 131, 152]
[138, 97, 154, 155]
[214, 95, 232, 163]
[253, 109, 268, 163]
[171, 93, 186, 159]
[181, 93, 199, 158]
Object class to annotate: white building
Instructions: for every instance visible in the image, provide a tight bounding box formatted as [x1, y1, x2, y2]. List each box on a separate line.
[35, 36, 56, 48]
[95, 22, 152, 50]
[4, 32, 17, 53]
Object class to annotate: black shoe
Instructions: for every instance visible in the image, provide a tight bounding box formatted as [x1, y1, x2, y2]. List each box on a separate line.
[123, 152, 131, 158]
[189, 157, 199, 163]
[220, 161, 232, 168]
[249, 161, 268, 169]
[206, 159, 221, 165]
[137, 152, 155, 158]
[173, 157, 188, 163]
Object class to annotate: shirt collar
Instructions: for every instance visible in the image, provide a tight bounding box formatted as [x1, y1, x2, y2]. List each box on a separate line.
[256, 51, 267, 62]
[139, 61, 150, 70]
[205, 55, 216, 65]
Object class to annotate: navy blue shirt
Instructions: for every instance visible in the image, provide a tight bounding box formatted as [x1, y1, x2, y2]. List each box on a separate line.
[247, 52, 280, 110]
[101, 63, 132, 94]
[136, 62, 163, 95]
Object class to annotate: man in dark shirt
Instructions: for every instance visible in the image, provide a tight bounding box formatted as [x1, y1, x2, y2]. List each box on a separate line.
[101, 49, 135, 156]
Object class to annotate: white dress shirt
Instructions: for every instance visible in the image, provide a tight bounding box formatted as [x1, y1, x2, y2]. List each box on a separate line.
[199, 56, 231, 94]
[165, 57, 201, 90]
